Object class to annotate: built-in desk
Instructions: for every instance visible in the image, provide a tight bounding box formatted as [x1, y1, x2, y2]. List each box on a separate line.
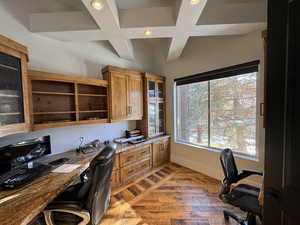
[0, 149, 103, 225]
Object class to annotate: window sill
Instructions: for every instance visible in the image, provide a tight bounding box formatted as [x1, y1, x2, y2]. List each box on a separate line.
[174, 140, 259, 162]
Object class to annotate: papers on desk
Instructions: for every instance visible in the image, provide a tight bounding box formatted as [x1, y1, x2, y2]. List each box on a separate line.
[52, 164, 80, 173]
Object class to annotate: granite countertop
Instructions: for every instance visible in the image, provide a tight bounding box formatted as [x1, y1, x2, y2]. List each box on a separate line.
[115, 135, 170, 153]
[0, 149, 102, 225]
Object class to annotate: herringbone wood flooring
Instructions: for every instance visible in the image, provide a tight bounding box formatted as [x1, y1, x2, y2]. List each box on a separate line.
[100, 163, 245, 225]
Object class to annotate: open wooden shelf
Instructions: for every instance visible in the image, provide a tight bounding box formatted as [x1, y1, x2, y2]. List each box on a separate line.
[79, 110, 108, 113]
[29, 70, 109, 130]
[78, 93, 107, 97]
[33, 111, 76, 115]
[32, 91, 75, 96]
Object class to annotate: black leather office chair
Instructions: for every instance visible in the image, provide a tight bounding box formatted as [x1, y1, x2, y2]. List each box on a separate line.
[43, 145, 116, 225]
[219, 148, 263, 225]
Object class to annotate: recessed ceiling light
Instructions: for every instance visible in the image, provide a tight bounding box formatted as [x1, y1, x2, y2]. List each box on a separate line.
[91, 0, 103, 10]
[144, 29, 152, 36]
[190, 0, 200, 5]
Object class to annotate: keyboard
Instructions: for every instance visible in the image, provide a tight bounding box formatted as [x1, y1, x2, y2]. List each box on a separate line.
[0, 164, 51, 189]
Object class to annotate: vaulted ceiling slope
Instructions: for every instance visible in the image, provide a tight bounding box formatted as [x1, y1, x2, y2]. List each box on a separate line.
[29, 0, 266, 62]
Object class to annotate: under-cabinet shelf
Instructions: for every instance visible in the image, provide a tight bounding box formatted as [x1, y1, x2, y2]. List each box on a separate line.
[79, 110, 108, 113]
[78, 94, 107, 97]
[33, 111, 76, 115]
[32, 91, 75, 96]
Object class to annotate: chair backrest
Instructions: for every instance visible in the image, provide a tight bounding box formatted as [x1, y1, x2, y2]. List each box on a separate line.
[220, 148, 239, 185]
[78, 144, 116, 225]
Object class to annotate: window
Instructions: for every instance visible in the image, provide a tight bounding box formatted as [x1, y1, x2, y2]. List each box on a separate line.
[175, 61, 259, 157]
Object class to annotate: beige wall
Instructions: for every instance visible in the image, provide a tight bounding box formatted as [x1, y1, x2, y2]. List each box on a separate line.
[162, 31, 265, 186]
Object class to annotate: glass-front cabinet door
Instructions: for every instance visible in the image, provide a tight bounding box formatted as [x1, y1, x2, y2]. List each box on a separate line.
[148, 80, 156, 98]
[0, 53, 24, 127]
[157, 81, 164, 99]
[157, 101, 165, 134]
[148, 102, 157, 137]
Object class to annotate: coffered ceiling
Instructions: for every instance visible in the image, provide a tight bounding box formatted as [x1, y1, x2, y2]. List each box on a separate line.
[29, 0, 266, 61]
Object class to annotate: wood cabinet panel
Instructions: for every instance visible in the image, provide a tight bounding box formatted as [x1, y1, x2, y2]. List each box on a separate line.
[120, 158, 151, 184]
[111, 170, 120, 189]
[120, 144, 151, 167]
[103, 66, 143, 122]
[127, 75, 143, 120]
[152, 138, 170, 167]
[113, 153, 120, 171]
[152, 141, 161, 167]
[110, 73, 128, 121]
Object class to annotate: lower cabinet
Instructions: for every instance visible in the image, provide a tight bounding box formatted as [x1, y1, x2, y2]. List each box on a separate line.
[111, 137, 170, 190]
[152, 138, 170, 167]
[121, 158, 151, 184]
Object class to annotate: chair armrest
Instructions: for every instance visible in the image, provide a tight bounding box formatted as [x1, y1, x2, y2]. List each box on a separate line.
[242, 169, 263, 176]
[237, 169, 263, 181]
[44, 203, 90, 225]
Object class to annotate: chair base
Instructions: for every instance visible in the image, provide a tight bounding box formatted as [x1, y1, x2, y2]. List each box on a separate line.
[223, 210, 257, 225]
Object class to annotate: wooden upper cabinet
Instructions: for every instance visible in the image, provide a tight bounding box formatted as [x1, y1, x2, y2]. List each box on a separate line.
[127, 74, 143, 120]
[103, 66, 143, 122]
[110, 73, 128, 121]
[0, 35, 30, 137]
[28, 70, 109, 131]
[137, 73, 166, 138]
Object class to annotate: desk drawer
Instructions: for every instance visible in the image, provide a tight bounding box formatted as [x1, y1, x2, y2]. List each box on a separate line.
[120, 144, 151, 167]
[121, 158, 151, 183]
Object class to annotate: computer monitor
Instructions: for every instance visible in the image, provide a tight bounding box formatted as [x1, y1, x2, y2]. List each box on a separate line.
[0, 135, 51, 175]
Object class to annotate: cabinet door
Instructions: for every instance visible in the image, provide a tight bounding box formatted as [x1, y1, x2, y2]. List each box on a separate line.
[152, 141, 160, 167]
[0, 52, 29, 137]
[148, 80, 156, 98]
[127, 75, 143, 120]
[159, 140, 170, 164]
[157, 81, 164, 99]
[157, 101, 165, 135]
[110, 73, 128, 121]
[148, 101, 157, 137]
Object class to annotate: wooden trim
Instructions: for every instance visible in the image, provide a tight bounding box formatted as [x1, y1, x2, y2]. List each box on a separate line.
[144, 72, 165, 81]
[32, 119, 108, 131]
[102, 65, 142, 76]
[0, 35, 28, 57]
[29, 70, 108, 87]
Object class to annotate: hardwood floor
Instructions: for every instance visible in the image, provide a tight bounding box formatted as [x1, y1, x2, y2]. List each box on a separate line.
[100, 163, 245, 225]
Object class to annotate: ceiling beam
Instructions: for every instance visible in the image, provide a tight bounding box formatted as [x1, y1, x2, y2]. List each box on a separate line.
[81, 0, 134, 60]
[167, 0, 208, 62]
[190, 23, 267, 37]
